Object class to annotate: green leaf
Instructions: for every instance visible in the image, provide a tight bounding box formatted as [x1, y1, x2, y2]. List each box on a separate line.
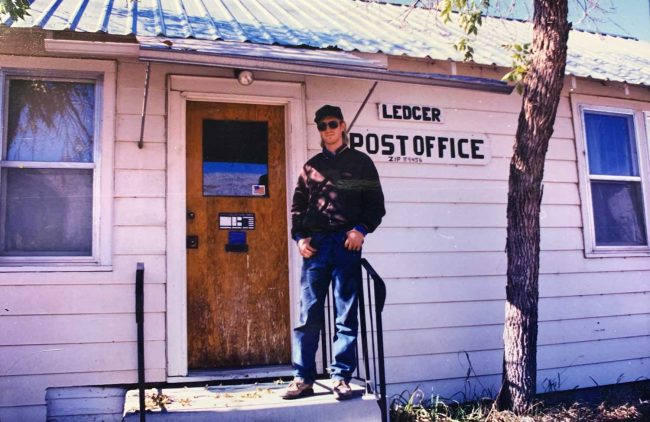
[0, 0, 31, 21]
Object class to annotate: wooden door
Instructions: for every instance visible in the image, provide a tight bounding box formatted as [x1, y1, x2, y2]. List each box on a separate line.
[186, 102, 290, 369]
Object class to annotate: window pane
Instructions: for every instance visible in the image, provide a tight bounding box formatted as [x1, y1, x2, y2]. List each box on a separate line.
[1, 168, 93, 256]
[7, 79, 95, 163]
[591, 180, 647, 246]
[202, 120, 269, 197]
[584, 112, 638, 176]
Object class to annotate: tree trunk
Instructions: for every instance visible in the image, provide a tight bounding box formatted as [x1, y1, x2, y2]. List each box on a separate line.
[496, 0, 570, 414]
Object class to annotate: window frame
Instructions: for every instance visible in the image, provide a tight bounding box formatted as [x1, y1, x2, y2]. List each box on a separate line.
[0, 60, 114, 269]
[572, 94, 650, 257]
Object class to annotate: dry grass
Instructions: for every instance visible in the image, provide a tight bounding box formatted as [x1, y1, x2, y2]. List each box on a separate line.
[390, 381, 650, 422]
[391, 400, 648, 422]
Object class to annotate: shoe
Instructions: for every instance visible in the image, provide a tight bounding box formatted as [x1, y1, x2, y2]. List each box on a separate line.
[281, 379, 314, 400]
[332, 379, 354, 400]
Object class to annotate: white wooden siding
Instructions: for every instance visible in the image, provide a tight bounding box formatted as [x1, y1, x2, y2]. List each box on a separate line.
[0, 342, 166, 376]
[380, 294, 650, 332]
[1, 284, 165, 314]
[370, 227, 583, 252]
[380, 178, 579, 204]
[0, 369, 166, 409]
[381, 335, 649, 384]
[0, 313, 166, 345]
[115, 142, 166, 170]
[0, 255, 166, 285]
[303, 73, 650, 400]
[382, 203, 581, 228]
[116, 114, 166, 142]
[114, 169, 166, 197]
[372, 157, 577, 181]
[380, 314, 650, 357]
[1, 51, 649, 419]
[0, 58, 309, 417]
[115, 198, 166, 226]
[114, 227, 166, 255]
[0, 405, 45, 421]
[386, 358, 649, 402]
[386, 271, 650, 303]
[0, 59, 170, 417]
[363, 251, 650, 278]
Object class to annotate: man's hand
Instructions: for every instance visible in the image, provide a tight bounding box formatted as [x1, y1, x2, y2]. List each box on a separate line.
[344, 229, 364, 251]
[298, 237, 317, 258]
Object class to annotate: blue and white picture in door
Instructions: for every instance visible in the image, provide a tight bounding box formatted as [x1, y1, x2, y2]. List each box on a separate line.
[203, 161, 268, 197]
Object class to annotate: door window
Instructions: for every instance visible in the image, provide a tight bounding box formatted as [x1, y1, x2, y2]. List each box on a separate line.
[202, 120, 269, 197]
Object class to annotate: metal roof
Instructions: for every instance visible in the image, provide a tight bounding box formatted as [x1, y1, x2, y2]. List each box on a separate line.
[3, 0, 650, 86]
[138, 36, 390, 70]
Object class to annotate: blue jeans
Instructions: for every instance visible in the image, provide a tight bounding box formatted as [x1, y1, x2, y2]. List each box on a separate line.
[291, 231, 361, 384]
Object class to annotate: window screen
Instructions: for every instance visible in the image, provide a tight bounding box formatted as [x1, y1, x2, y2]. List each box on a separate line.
[583, 111, 647, 247]
[584, 112, 638, 176]
[2, 168, 93, 255]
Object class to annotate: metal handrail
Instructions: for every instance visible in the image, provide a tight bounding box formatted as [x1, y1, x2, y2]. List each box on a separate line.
[135, 262, 146, 422]
[361, 258, 387, 422]
[319, 258, 387, 422]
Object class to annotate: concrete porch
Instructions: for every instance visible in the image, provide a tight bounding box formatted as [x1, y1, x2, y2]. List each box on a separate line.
[122, 379, 381, 421]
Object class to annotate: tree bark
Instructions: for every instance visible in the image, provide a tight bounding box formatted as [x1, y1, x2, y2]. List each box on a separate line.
[496, 0, 570, 414]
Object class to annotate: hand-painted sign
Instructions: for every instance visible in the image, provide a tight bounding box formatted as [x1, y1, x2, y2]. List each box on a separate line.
[378, 103, 443, 123]
[349, 127, 490, 165]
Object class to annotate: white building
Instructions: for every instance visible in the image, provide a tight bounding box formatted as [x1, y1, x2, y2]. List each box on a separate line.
[1, 0, 649, 419]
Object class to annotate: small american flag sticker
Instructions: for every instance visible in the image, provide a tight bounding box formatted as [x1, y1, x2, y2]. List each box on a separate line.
[252, 184, 266, 196]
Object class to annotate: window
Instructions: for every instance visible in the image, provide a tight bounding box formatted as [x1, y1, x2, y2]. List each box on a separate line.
[0, 75, 100, 263]
[202, 120, 269, 197]
[578, 104, 650, 255]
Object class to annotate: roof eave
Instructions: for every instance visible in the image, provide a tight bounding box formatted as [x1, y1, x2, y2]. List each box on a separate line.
[138, 45, 513, 94]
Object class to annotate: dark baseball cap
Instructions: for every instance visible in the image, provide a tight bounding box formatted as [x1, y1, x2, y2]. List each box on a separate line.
[314, 105, 344, 123]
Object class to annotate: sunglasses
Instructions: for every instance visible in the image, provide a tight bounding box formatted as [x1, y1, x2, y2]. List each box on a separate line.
[317, 120, 340, 131]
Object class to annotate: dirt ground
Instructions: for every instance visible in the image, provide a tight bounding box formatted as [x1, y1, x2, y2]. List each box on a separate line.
[533, 380, 650, 421]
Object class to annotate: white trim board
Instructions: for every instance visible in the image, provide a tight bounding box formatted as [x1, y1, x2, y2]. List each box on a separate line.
[166, 75, 306, 377]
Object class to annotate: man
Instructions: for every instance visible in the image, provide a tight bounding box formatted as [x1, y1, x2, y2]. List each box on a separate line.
[282, 105, 385, 400]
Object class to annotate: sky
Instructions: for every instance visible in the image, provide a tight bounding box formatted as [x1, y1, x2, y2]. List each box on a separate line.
[591, 0, 650, 41]
[383, 1, 650, 41]
[495, 0, 650, 41]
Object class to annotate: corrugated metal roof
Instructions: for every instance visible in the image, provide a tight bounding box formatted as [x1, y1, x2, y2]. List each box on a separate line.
[3, 0, 650, 86]
[138, 36, 390, 69]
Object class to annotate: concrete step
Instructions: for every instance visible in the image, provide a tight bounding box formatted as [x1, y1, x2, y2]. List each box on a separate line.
[123, 379, 381, 421]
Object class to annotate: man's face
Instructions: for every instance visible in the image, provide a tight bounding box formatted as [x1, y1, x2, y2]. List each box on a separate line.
[317, 117, 346, 147]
